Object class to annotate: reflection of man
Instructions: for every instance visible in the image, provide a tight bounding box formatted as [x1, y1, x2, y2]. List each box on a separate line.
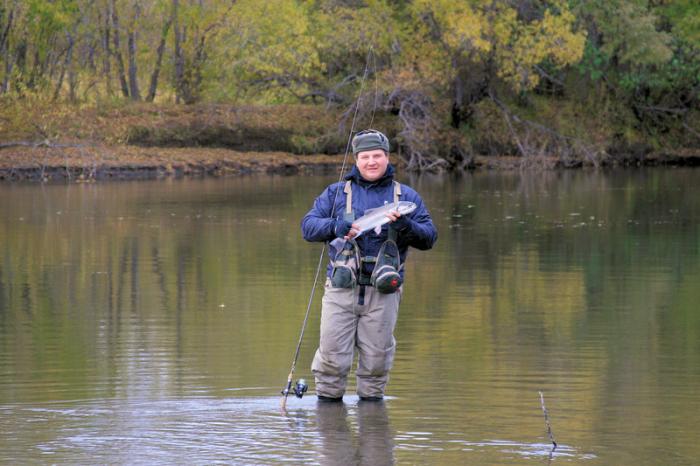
[315, 402, 355, 466]
[316, 401, 394, 466]
[356, 401, 394, 465]
[302, 129, 437, 402]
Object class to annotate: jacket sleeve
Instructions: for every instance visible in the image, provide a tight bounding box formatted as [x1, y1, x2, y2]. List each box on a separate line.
[397, 190, 437, 251]
[301, 184, 340, 242]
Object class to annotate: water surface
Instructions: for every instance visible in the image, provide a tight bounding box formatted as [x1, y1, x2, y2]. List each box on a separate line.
[1, 169, 699, 464]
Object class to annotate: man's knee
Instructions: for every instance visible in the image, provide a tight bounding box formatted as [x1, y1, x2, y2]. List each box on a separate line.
[312, 350, 353, 376]
[357, 352, 393, 377]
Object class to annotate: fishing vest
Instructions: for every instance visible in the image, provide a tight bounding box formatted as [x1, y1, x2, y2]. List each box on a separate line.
[329, 180, 403, 293]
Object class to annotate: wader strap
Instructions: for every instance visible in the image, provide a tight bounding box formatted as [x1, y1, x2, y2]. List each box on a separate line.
[389, 181, 402, 241]
[345, 180, 400, 212]
[388, 224, 398, 242]
[344, 181, 352, 215]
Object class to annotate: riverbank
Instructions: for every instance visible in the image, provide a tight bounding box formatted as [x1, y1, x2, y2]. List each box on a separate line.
[0, 145, 343, 181]
[3, 144, 700, 182]
[2, 100, 699, 182]
[0, 101, 341, 181]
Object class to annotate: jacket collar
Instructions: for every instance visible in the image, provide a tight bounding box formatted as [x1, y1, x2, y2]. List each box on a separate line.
[344, 164, 395, 187]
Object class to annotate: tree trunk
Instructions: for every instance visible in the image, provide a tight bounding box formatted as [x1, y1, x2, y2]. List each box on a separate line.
[1, 57, 12, 94]
[27, 49, 41, 90]
[192, 35, 207, 100]
[110, 0, 130, 98]
[53, 59, 66, 100]
[99, 6, 113, 97]
[0, 7, 13, 55]
[146, 17, 172, 102]
[0, 7, 13, 94]
[126, 1, 141, 101]
[450, 56, 464, 129]
[172, 0, 185, 104]
[126, 30, 140, 100]
[68, 56, 78, 102]
[53, 33, 75, 101]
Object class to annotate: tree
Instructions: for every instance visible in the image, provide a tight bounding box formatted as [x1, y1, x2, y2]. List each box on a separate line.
[367, 0, 588, 167]
[572, 0, 698, 143]
[146, 3, 172, 102]
[126, 0, 141, 101]
[212, 0, 322, 102]
[110, 0, 131, 98]
[171, 0, 234, 104]
[305, 0, 399, 103]
[0, 2, 16, 93]
[410, 0, 586, 111]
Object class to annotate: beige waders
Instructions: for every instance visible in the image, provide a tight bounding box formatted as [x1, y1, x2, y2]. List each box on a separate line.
[311, 280, 401, 398]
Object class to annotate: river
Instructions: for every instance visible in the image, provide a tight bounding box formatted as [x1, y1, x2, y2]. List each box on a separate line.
[1, 168, 699, 465]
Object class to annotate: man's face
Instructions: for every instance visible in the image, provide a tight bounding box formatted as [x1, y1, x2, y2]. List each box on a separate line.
[356, 149, 389, 182]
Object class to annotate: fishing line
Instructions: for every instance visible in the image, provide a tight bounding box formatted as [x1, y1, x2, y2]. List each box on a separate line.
[368, 48, 379, 129]
[281, 46, 376, 409]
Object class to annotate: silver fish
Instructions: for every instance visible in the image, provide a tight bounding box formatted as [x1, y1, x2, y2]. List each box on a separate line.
[353, 201, 417, 237]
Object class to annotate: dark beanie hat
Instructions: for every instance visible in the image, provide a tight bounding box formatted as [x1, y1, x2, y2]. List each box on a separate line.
[352, 129, 390, 155]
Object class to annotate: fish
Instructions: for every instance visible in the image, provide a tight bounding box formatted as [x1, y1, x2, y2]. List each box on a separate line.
[353, 201, 417, 238]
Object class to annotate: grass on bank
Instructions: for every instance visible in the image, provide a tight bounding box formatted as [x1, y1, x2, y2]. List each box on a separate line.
[1, 94, 699, 175]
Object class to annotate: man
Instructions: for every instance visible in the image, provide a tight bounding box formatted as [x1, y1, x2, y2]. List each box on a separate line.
[301, 129, 437, 402]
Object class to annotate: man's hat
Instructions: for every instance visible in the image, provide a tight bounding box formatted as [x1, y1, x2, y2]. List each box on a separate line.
[352, 129, 390, 155]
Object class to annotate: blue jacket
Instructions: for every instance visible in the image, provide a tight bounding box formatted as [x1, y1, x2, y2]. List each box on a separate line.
[301, 164, 437, 279]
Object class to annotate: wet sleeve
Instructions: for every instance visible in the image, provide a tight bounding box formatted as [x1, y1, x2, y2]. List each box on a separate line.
[301, 185, 339, 242]
[398, 193, 437, 251]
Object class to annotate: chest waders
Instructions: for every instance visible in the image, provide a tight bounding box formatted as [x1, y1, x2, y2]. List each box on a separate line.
[329, 181, 403, 296]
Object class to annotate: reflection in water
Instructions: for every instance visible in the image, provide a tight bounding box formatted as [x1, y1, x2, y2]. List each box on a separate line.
[316, 401, 394, 466]
[1, 170, 700, 464]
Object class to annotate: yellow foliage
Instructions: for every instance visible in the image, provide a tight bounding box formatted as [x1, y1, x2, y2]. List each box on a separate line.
[311, 0, 397, 58]
[212, 0, 322, 100]
[412, 0, 586, 92]
[395, 32, 452, 90]
[413, 0, 491, 54]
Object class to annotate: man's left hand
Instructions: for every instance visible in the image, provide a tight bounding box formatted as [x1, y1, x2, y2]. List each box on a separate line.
[387, 211, 411, 232]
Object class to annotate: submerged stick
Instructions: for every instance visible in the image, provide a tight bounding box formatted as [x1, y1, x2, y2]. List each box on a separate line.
[539, 391, 557, 450]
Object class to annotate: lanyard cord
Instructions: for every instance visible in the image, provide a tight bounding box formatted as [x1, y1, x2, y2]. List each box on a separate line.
[281, 47, 376, 409]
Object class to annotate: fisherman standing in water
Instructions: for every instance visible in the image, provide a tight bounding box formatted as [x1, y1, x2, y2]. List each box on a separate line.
[301, 129, 437, 402]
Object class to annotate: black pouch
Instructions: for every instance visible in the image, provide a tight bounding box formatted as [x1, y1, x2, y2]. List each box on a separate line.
[370, 240, 402, 293]
[330, 240, 360, 288]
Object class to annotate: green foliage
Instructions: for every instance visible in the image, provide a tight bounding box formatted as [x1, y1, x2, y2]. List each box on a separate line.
[25, 0, 79, 38]
[210, 0, 322, 102]
[311, 0, 399, 65]
[0, 0, 694, 104]
[662, 0, 700, 48]
[0, 0, 698, 166]
[586, 0, 672, 66]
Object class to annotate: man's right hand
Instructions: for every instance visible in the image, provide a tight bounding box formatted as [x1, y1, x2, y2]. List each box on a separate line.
[334, 218, 360, 240]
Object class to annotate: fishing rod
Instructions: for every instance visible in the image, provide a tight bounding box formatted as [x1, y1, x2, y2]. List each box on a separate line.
[280, 47, 377, 409]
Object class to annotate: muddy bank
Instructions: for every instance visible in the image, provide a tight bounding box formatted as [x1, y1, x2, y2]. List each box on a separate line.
[0, 146, 342, 182]
[2, 144, 700, 182]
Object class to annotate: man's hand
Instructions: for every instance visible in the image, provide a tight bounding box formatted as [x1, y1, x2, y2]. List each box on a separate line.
[344, 223, 360, 240]
[335, 217, 360, 240]
[387, 211, 411, 232]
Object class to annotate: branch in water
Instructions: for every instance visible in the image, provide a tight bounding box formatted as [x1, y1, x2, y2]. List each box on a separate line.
[539, 391, 557, 450]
